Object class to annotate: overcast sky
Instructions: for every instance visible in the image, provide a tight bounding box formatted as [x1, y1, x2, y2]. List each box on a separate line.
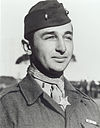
[0, 0, 100, 81]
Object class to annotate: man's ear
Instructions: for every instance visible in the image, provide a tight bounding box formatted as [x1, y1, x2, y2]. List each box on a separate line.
[21, 39, 32, 55]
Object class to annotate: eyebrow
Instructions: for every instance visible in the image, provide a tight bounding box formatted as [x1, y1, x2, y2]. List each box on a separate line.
[41, 31, 56, 37]
[64, 31, 73, 35]
[41, 31, 73, 37]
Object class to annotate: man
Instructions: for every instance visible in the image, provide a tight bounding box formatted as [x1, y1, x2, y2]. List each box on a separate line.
[0, 0, 100, 128]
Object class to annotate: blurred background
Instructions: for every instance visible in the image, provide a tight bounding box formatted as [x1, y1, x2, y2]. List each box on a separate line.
[0, 0, 100, 108]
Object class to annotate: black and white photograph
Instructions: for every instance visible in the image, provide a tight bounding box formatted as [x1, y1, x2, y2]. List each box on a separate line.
[0, 0, 100, 127]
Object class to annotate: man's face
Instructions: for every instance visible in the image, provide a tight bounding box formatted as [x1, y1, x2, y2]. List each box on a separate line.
[32, 23, 73, 74]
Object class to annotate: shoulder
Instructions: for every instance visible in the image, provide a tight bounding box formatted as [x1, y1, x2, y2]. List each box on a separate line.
[76, 88, 100, 121]
[0, 84, 21, 114]
[0, 75, 30, 100]
[0, 75, 33, 106]
[76, 87, 98, 108]
[65, 78, 100, 115]
[67, 84, 100, 126]
[0, 84, 22, 109]
[0, 84, 19, 99]
[64, 78, 99, 113]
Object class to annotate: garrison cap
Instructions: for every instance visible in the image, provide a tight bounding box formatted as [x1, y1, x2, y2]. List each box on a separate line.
[24, 0, 71, 40]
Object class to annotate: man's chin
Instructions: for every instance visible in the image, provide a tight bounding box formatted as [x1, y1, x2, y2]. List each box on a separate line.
[51, 64, 68, 72]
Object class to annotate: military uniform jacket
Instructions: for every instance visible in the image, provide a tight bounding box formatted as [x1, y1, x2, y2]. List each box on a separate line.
[0, 74, 100, 128]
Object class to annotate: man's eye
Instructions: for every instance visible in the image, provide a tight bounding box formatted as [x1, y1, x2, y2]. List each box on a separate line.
[64, 36, 72, 41]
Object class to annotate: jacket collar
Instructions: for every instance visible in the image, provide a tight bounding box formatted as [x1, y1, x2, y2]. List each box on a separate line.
[19, 74, 43, 105]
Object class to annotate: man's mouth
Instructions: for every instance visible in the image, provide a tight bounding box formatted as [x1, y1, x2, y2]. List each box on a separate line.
[52, 56, 67, 62]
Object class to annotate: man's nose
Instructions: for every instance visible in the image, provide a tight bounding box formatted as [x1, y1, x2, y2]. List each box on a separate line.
[55, 37, 66, 54]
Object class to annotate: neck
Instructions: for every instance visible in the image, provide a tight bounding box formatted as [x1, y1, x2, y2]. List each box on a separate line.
[27, 64, 64, 86]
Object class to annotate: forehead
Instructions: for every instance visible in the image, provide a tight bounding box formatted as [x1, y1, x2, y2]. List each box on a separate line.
[35, 23, 73, 35]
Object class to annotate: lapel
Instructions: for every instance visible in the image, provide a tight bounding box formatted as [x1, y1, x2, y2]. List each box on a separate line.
[43, 92, 65, 117]
[18, 74, 43, 105]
